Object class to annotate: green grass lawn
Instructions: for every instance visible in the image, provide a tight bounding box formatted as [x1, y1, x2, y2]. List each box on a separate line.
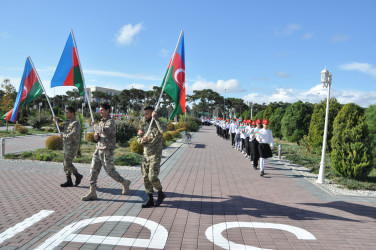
[0, 128, 54, 137]
[274, 139, 376, 191]
[5, 141, 143, 166]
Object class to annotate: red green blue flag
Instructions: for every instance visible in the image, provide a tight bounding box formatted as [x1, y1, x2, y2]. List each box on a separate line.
[162, 32, 185, 120]
[51, 30, 84, 96]
[1, 57, 43, 122]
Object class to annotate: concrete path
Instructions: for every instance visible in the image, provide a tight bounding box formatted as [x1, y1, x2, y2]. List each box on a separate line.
[0, 126, 375, 249]
[0, 133, 58, 154]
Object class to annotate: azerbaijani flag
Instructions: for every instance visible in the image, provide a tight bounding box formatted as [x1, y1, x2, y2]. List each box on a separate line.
[51, 30, 84, 96]
[162, 31, 185, 120]
[0, 57, 43, 122]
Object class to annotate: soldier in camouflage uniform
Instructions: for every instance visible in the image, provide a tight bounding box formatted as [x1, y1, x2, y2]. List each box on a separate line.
[81, 103, 131, 201]
[53, 107, 83, 187]
[137, 106, 166, 208]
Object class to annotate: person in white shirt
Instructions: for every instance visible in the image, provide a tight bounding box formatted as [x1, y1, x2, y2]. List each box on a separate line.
[250, 120, 262, 169]
[229, 120, 237, 147]
[256, 119, 274, 176]
[243, 120, 250, 157]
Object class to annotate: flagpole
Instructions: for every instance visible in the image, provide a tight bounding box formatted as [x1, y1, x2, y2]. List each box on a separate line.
[28, 57, 61, 133]
[146, 30, 184, 136]
[70, 29, 95, 124]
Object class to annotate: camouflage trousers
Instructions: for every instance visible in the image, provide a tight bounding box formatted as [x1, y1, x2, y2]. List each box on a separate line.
[63, 151, 78, 176]
[89, 149, 125, 187]
[142, 153, 162, 194]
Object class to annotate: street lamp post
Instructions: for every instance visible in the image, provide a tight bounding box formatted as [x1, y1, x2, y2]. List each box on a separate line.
[317, 67, 332, 184]
[82, 102, 85, 117]
[250, 102, 253, 120]
[39, 102, 42, 122]
[224, 89, 226, 118]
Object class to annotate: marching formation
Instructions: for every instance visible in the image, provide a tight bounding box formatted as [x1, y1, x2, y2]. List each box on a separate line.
[215, 118, 274, 176]
[55, 104, 166, 208]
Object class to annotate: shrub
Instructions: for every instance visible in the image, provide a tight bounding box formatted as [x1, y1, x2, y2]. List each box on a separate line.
[116, 120, 137, 146]
[45, 135, 63, 150]
[17, 126, 29, 134]
[115, 153, 143, 166]
[176, 121, 188, 131]
[331, 103, 373, 180]
[166, 122, 175, 131]
[176, 128, 186, 132]
[163, 132, 173, 141]
[14, 124, 22, 130]
[20, 151, 33, 158]
[27, 109, 52, 129]
[36, 153, 54, 161]
[86, 132, 96, 142]
[130, 139, 143, 155]
[45, 127, 54, 132]
[171, 130, 180, 138]
[178, 116, 201, 132]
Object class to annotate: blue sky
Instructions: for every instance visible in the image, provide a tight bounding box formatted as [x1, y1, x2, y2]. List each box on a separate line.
[1, 0, 376, 107]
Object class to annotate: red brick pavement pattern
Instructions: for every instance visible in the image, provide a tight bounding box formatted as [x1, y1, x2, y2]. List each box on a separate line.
[0, 126, 376, 249]
[136, 126, 376, 249]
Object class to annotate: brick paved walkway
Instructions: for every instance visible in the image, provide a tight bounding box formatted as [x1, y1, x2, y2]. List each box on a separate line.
[0, 126, 375, 249]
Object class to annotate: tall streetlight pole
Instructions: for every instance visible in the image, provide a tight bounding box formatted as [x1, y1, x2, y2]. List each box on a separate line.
[250, 102, 253, 120]
[317, 67, 332, 184]
[224, 88, 226, 118]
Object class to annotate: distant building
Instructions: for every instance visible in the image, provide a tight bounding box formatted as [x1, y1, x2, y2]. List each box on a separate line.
[84, 86, 121, 103]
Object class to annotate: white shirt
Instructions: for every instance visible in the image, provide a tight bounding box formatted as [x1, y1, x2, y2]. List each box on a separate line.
[256, 128, 274, 147]
[229, 122, 237, 133]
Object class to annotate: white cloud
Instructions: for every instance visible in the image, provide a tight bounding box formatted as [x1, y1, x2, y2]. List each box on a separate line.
[331, 34, 349, 43]
[243, 84, 376, 107]
[339, 62, 376, 77]
[84, 69, 161, 81]
[274, 24, 301, 36]
[115, 23, 143, 45]
[158, 49, 169, 57]
[191, 79, 244, 93]
[302, 32, 315, 40]
[275, 71, 291, 78]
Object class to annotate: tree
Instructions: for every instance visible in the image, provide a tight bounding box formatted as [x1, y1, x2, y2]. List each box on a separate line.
[281, 101, 314, 143]
[307, 98, 341, 151]
[254, 110, 264, 121]
[0, 78, 16, 115]
[331, 103, 373, 180]
[365, 104, 376, 158]
[269, 107, 287, 139]
[187, 89, 222, 117]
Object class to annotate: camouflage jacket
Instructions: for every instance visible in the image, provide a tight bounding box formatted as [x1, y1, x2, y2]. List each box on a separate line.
[63, 117, 81, 152]
[96, 115, 116, 150]
[137, 117, 166, 156]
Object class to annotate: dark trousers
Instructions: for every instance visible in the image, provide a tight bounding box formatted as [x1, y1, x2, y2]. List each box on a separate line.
[245, 137, 250, 156]
[231, 133, 236, 146]
[250, 139, 260, 166]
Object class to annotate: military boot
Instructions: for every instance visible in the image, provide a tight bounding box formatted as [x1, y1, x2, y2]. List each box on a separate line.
[60, 176, 73, 187]
[74, 173, 83, 187]
[122, 179, 131, 195]
[142, 193, 154, 208]
[81, 186, 97, 201]
[155, 191, 166, 207]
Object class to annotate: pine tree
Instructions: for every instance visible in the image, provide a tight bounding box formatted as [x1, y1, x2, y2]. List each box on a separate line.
[331, 103, 373, 180]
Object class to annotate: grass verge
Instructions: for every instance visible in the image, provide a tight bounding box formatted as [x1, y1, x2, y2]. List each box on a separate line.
[274, 139, 376, 191]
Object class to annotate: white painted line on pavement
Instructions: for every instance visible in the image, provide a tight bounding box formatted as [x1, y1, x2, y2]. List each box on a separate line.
[0, 210, 54, 244]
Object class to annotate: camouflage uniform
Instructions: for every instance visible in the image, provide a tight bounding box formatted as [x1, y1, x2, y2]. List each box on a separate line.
[63, 117, 81, 176]
[89, 114, 125, 187]
[137, 117, 166, 194]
